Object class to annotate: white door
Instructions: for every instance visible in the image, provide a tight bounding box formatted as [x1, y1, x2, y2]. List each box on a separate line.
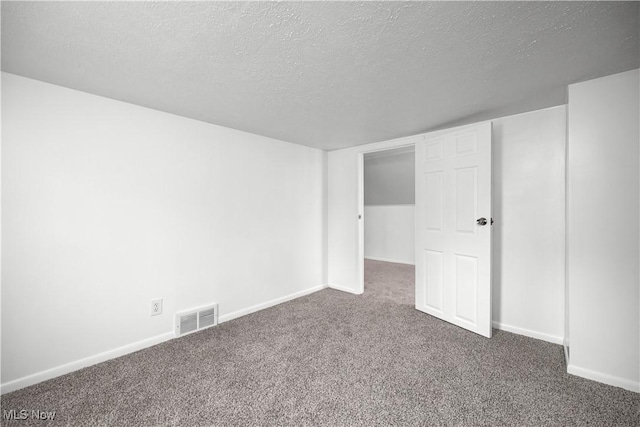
[415, 122, 492, 337]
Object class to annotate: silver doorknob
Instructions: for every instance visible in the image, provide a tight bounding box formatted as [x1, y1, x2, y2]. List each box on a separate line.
[476, 217, 487, 226]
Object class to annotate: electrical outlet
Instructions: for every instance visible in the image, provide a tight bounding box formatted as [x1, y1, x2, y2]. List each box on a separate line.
[151, 299, 163, 316]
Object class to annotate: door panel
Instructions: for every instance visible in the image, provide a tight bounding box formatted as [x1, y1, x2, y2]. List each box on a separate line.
[425, 249, 444, 312]
[454, 253, 478, 325]
[425, 172, 443, 230]
[455, 167, 477, 233]
[415, 122, 492, 337]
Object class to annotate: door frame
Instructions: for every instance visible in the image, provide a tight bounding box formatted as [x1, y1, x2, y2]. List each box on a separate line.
[355, 121, 493, 298]
[356, 136, 423, 294]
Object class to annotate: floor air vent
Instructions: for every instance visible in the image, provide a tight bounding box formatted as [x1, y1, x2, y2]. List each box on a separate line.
[175, 304, 218, 337]
[178, 312, 198, 335]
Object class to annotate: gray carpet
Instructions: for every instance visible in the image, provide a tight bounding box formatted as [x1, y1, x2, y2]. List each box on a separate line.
[2, 259, 639, 426]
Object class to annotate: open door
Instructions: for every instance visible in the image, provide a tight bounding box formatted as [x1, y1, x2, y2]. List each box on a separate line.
[415, 122, 492, 337]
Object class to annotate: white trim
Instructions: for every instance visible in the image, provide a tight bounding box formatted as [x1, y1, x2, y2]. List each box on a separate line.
[563, 345, 570, 366]
[358, 152, 365, 295]
[567, 363, 640, 393]
[345, 134, 421, 155]
[1, 284, 329, 395]
[0, 332, 174, 395]
[364, 145, 415, 158]
[356, 137, 423, 294]
[364, 203, 416, 207]
[492, 321, 563, 345]
[218, 284, 328, 323]
[328, 283, 363, 295]
[364, 257, 415, 266]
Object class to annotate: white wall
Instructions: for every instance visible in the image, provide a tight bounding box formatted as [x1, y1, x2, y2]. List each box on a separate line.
[567, 69, 639, 392]
[327, 147, 362, 294]
[328, 107, 567, 343]
[1, 73, 327, 391]
[492, 106, 566, 344]
[364, 205, 414, 264]
[364, 149, 415, 205]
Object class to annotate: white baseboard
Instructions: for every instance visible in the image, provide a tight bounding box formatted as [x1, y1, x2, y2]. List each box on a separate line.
[0, 332, 174, 395]
[328, 283, 363, 295]
[364, 256, 415, 266]
[2, 283, 329, 395]
[492, 321, 563, 345]
[218, 284, 328, 323]
[567, 363, 640, 393]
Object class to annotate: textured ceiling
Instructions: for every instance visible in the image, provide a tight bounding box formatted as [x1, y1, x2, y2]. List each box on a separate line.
[2, 1, 639, 150]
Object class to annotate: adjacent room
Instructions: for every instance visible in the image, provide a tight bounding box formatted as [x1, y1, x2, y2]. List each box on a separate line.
[2, 1, 639, 425]
[363, 146, 415, 305]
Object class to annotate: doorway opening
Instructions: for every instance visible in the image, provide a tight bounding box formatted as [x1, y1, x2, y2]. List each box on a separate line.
[361, 145, 416, 305]
[354, 122, 492, 337]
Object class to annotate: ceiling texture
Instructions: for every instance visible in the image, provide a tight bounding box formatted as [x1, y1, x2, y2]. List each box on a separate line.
[2, 1, 639, 150]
